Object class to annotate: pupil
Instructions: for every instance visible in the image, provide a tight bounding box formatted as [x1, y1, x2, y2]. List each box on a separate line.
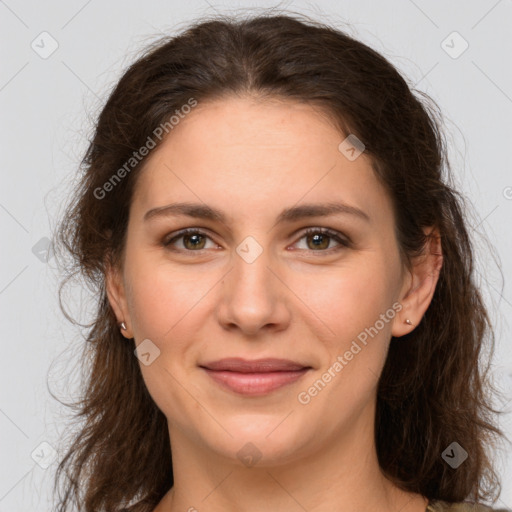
[186, 234, 204, 249]
[310, 234, 328, 249]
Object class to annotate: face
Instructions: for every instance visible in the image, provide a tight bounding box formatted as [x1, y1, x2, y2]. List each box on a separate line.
[107, 95, 423, 466]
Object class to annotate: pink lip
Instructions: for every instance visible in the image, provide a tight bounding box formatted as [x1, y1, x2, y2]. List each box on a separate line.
[199, 358, 312, 396]
[202, 368, 310, 395]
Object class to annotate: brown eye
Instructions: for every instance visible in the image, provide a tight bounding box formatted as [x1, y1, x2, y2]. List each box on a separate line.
[162, 227, 350, 255]
[294, 228, 350, 253]
[182, 232, 206, 250]
[306, 232, 330, 250]
[163, 229, 215, 251]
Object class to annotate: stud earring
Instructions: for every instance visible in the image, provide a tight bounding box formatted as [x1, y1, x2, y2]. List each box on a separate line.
[119, 321, 127, 331]
[405, 319, 413, 326]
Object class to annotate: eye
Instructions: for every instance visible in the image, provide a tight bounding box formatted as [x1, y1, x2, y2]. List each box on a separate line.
[292, 227, 351, 253]
[163, 228, 218, 251]
[162, 227, 351, 254]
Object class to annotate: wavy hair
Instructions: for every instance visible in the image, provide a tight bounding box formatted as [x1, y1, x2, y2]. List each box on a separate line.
[51, 10, 509, 511]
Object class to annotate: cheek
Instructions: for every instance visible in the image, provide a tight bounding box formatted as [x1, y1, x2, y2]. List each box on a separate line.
[124, 258, 204, 421]
[294, 264, 399, 417]
[124, 249, 210, 339]
[288, 258, 396, 343]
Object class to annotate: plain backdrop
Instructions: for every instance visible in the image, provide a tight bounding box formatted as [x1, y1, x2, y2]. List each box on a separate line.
[0, 0, 511, 510]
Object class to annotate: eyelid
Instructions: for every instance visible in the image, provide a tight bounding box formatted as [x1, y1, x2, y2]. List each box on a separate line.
[297, 227, 351, 250]
[162, 227, 220, 250]
[162, 226, 351, 253]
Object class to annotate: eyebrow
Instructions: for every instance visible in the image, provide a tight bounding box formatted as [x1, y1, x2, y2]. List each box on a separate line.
[144, 201, 371, 225]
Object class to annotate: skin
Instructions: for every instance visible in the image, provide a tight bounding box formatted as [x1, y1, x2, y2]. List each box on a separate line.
[106, 95, 442, 512]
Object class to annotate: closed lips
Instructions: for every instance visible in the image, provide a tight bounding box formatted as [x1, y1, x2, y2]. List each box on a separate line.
[199, 358, 311, 372]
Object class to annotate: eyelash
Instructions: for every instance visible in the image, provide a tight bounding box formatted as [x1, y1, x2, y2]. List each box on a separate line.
[162, 227, 351, 255]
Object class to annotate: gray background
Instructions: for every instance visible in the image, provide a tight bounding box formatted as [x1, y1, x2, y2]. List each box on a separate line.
[1, 0, 511, 510]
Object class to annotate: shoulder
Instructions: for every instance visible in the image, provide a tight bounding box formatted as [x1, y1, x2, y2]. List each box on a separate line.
[427, 500, 512, 512]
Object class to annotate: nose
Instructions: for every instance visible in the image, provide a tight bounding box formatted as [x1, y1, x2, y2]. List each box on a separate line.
[215, 243, 291, 337]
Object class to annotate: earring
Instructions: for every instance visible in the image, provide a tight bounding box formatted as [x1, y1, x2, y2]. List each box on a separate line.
[405, 319, 413, 326]
[119, 321, 127, 331]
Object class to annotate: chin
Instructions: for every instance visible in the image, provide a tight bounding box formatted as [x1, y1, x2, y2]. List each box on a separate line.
[201, 418, 311, 467]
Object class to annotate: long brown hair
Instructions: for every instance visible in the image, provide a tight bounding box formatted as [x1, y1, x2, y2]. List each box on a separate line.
[51, 10, 509, 511]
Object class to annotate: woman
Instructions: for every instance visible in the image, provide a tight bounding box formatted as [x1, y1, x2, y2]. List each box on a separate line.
[52, 11, 511, 512]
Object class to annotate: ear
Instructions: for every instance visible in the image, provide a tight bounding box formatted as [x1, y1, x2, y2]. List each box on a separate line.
[392, 226, 443, 337]
[105, 257, 134, 339]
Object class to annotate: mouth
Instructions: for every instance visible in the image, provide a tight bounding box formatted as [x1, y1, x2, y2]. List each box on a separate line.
[199, 358, 312, 396]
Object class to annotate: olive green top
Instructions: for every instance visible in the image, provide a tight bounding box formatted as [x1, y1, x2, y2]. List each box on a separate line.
[427, 500, 511, 512]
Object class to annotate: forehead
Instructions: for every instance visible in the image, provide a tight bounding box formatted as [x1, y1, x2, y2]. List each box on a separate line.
[161, 96, 344, 154]
[130, 96, 391, 226]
